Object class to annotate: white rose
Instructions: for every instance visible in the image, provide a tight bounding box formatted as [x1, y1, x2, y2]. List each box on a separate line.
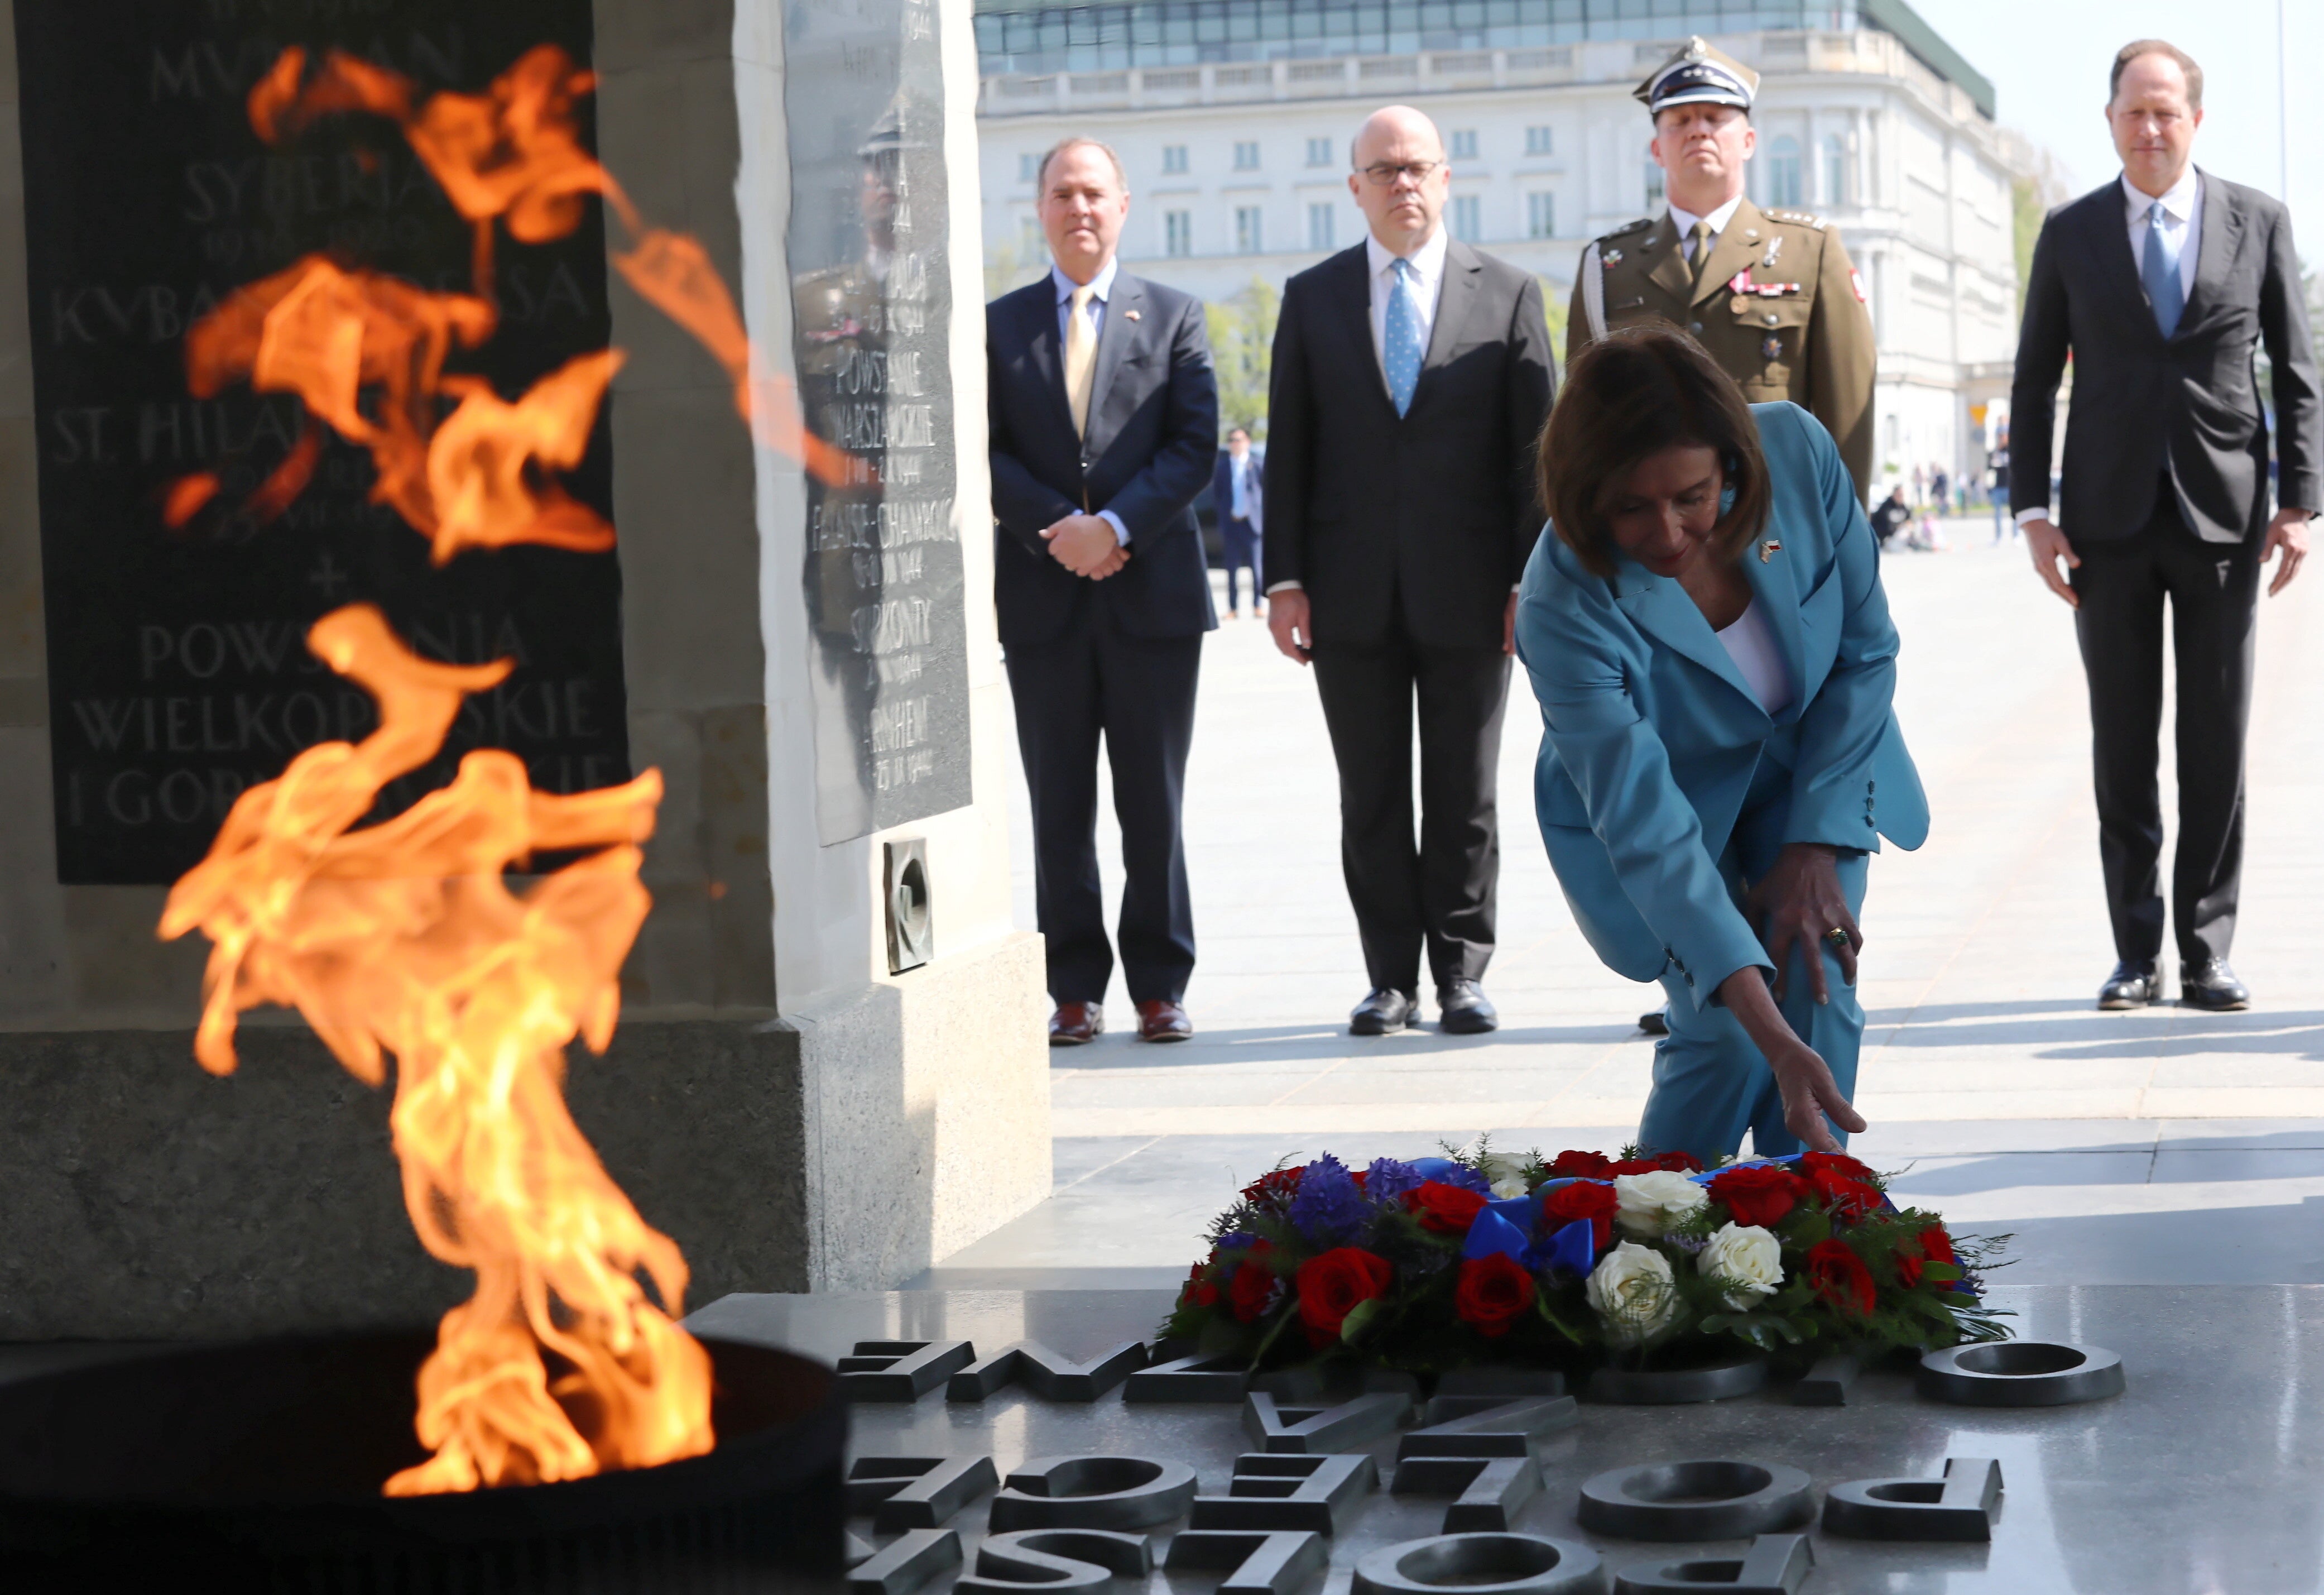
[1477, 1152, 1531, 1200]
[1697, 1222, 1784, 1310]
[1614, 1170, 1709, 1239]
[1586, 1240, 1679, 1345]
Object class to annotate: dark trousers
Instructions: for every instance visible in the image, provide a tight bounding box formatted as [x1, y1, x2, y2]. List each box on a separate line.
[1005, 605, 1203, 1005]
[1222, 518, 1262, 612]
[1312, 633, 1510, 994]
[2070, 482, 2260, 966]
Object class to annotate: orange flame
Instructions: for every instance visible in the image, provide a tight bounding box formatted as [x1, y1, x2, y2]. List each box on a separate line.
[159, 605, 712, 1495]
[184, 41, 854, 549]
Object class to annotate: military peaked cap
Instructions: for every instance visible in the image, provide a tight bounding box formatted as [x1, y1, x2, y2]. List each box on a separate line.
[1634, 36, 1758, 115]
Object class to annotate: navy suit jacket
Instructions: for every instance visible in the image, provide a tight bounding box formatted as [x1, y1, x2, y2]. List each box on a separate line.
[2011, 170, 2321, 544]
[987, 269, 1219, 648]
[1212, 449, 1263, 534]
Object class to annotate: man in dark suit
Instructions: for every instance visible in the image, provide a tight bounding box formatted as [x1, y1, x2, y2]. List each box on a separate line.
[988, 136, 1219, 1045]
[1264, 105, 1555, 1036]
[1212, 426, 1265, 618]
[2013, 40, 2318, 1012]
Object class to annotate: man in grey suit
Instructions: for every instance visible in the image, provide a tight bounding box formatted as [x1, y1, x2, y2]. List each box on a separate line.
[2012, 40, 2319, 1012]
[1264, 105, 1555, 1037]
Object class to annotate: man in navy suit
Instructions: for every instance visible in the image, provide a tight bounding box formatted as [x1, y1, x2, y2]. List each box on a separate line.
[987, 137, 1219, 1045]
[1212, 426, 1265, 618]
[2012, 40, 2318, 1013]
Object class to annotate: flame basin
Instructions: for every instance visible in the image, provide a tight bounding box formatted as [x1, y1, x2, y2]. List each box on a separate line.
[0, 1333, 842, 1592]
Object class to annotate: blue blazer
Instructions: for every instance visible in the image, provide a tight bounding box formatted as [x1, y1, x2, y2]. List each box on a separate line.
[1514, 402, 1927, 1009]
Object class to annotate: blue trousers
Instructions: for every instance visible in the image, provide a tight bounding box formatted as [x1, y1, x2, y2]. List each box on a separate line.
[1636, 760, 1870, 1167]
[1222, 519, 1262, 611]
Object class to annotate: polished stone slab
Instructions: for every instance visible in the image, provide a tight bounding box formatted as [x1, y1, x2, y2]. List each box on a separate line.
[688, 1285, 2324, 1595]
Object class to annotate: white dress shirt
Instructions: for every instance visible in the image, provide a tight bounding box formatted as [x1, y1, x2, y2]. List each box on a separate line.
[2015, 169, 2205, 529]
[1051, 256, 1130, 545]
[1664, 193, 1747, 265]
[1365, 225, 1449, 374]
[2123, 166, 2201, 303]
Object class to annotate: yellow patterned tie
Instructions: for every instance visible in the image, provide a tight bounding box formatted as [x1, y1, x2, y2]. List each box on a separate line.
[1688, 220, 1712, 290]
[1065, 283, 1097, 438]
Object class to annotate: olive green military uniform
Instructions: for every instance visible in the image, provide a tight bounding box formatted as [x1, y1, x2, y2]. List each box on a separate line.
[1567, 198, 1876, 502]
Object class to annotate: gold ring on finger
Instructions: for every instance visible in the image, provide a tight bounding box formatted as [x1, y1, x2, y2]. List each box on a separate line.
[1824, 927, 1850, 946]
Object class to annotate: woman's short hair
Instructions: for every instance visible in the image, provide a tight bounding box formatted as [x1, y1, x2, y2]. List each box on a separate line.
[1536, 325, 1770, 578]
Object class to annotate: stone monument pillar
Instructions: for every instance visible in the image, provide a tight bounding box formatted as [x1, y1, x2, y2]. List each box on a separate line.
[0, 0, 1047, 1339]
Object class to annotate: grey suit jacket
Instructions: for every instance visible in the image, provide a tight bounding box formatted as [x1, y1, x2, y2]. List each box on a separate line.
[2010, 169, 2321, 544]
[1261, 238, 1555, 649]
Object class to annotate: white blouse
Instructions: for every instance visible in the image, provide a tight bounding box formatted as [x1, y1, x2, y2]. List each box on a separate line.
[1716, 596, 1794, 716]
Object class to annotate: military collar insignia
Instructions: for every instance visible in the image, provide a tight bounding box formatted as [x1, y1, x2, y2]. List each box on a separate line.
[1602, 248, 1623, 265]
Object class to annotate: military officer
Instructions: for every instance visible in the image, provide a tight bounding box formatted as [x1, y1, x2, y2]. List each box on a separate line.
[1567, 36, 1876, 504]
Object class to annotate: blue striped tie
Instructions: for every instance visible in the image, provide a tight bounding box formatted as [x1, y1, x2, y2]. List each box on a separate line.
[1385, 258, 1423, 417]
[2141, 199, 2183, 339]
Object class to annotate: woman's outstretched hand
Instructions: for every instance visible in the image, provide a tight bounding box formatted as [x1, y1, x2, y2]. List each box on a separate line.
[1747, 842, 1859, 1004]
[1716, 965, 1867, 1153]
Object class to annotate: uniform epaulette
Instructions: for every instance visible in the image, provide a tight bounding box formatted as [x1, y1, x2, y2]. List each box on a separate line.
[1598, 217, 1654, 241]
[1763, 209, 1826, 231]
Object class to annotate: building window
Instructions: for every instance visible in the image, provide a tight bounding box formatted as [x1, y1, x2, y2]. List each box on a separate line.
[1644, 161, 1665, 208]
[1019, 152, 1040, 184]
[1165, 210, 1192, 257]
[1451, 194, 1481, 243]
[1527, 191, 1555, 240]
[1308, 203, 1334, 251]
[1235, 205, 1262, 254]
[1449, 129, 1478, 161]
[1765, 135, 1803, 209]
[1162, 144, 1188, 175]
[1821, 135, 1847, 205]
[1525, 125, 1553, 157]
[1233, 140, 1260, 171]
[1306, 136, 1332, 167]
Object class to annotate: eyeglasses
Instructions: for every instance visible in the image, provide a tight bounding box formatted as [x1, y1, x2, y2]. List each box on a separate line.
[1358, 160, 1444, 188]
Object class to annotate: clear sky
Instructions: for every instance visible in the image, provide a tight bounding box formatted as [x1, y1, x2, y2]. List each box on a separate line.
[1930, 0, 2318, 261]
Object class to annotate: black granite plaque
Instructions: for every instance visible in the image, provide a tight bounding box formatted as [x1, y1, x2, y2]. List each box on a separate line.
[786, 0, 973, 845]
[13, 1, 628, 884]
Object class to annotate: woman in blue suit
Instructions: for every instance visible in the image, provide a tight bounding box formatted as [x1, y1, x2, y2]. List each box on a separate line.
[1515, 328, 1926, 1163]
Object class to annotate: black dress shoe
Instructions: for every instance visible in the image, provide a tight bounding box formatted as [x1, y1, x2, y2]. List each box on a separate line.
[2181, 957, 2251, 1011]
[1438, 980, 1499, 1034]
[1638, 1009, 1670, 1037]
[1349, 988, 1417, 1036]
[2097, 960, 2160, 1010]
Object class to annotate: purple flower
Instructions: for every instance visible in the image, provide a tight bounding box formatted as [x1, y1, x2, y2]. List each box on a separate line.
[1409, 1156, 1494, 1196]
[1288, 1155, 1372, 1246]
[1362, 1158, 1425, 1203]
[1217, 1232, 1260, 1253]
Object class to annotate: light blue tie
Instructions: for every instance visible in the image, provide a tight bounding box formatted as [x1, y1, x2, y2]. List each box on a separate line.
[1385, 258, 1423, 417]
[2141, 199, 2184, 339]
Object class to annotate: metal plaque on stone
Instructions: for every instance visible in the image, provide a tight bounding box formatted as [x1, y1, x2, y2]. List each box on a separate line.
[11, 1, 630, 884]
[784, 0, 973, 844]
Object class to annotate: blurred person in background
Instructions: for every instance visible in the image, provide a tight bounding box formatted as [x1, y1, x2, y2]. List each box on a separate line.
[1213, 425, 1266, 618]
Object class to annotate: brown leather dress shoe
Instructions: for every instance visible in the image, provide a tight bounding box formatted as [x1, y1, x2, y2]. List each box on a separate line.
[1048, 1002, 1103, 1046]
[1136, 999, 1193, 1042]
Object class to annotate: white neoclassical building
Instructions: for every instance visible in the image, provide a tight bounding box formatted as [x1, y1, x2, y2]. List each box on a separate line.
[974, 0, 2037, 496]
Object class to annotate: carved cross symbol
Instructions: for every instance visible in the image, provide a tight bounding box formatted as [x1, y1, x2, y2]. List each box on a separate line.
[308, 552, 351, 600]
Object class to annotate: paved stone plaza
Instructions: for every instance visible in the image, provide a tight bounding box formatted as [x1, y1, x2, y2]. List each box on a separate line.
[924, 526, 2324, 1291]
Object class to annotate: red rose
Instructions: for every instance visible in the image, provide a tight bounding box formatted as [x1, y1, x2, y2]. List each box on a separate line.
[1797, 1151, 1878, 1185]
[1649, 1150, 1704, 1173]
[1808, 1166, 1881, 1221]
[1895, 1249, 1925, 1290]
[1919, 1227, 1957, 1268]
[1707, 1165, 1811, 1228]
[1606, 1158, 1660, 1176]
[1183, 1261, 1220, 1309]
[1539, 1180, 1618, 1250]
[1405, 1181, 1490, 1234]
[1241, 1168, 1304, 1207]
[1805, 1238, 1876, 1316]
[1547, 1149, 1615, 1179]
[1296, 1247, 1393, 1342]
[1453, 1254, 1536, 1338]
[1226, 1241, 1278, 1323]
